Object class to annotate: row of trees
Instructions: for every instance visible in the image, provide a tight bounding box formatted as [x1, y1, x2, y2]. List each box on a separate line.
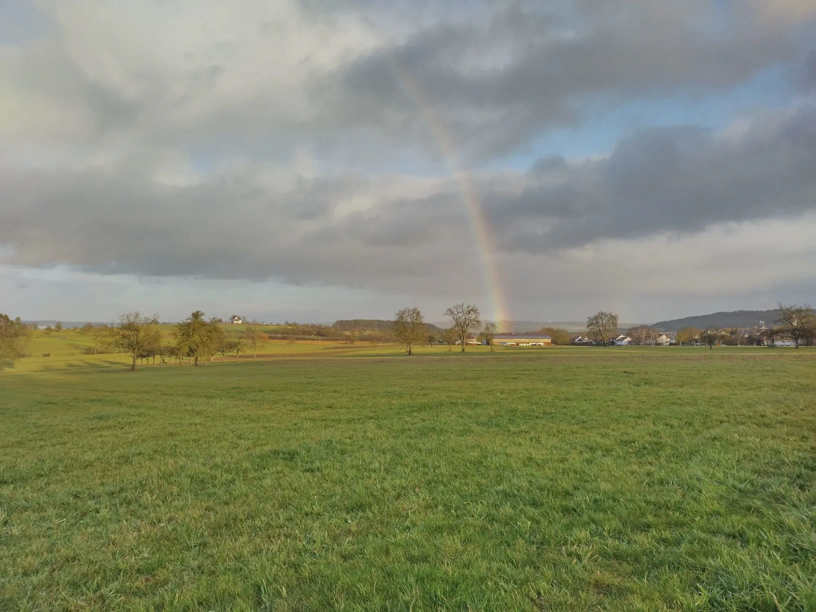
[109, 311, 266, 371]
[393, 303, 495, 354]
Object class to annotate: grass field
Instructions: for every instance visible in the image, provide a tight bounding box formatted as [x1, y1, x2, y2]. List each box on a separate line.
[1, 346, 815, 610]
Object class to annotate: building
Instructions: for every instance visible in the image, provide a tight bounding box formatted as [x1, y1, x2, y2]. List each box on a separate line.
[493, 333, 552, 346]
[229, 315, 243, 324]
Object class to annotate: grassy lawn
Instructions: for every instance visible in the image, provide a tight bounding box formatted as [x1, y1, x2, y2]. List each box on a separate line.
[1, 349, 814, 610]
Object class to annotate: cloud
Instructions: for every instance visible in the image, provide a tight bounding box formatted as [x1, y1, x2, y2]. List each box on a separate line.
[1, 0, 816, 320]
[1, 101, 815, 305]
[319, 0, 814, 159]
[2, 1, 814, 162]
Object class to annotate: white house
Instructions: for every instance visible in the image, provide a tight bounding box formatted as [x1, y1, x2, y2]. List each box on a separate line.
[655, 334, 672, 346]
[229, 315, 243, 324]
[614, 335, 632, 346]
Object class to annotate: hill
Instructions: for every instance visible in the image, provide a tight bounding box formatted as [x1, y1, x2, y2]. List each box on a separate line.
[333, 319, 444, 334]
[651, 309, 781, 331]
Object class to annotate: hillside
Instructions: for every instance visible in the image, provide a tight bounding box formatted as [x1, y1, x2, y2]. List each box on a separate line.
[651, 310, 781, 331]
[333, 319, 444, 334]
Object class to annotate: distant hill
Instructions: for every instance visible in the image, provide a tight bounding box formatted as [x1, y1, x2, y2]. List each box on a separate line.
[333, 319, 445, 334]
[651, 310, 782, 331]
[23, 320, 106, 329]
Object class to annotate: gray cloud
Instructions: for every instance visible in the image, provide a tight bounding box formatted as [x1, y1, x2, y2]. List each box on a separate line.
[320, 0, 815, 159]
[1, 101, 815, 298]
[2, 0, 816, 320]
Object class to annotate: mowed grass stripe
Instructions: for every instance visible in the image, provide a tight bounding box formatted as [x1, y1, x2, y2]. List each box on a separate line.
[1, 350, 815, 610]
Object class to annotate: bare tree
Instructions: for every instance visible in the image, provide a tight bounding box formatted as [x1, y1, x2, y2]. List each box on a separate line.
[241, 324, 264, 361]
[675, 327, 701, 346]
[480, 322, 497, 352]
[586, 311, 618, 346]
[110, 312, 160, 371]
[392, 307, 426, 356]
[445, 303, 481, 352]
[442, 327, 457, 352]
[776, 303, 815, 349]
[626, 326, 657, 345]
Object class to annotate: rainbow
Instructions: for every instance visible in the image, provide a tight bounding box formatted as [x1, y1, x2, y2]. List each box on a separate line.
[386, 59, 510, 326]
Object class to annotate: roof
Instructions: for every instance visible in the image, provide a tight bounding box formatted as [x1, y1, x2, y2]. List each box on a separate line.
[494, 334, 552, 340]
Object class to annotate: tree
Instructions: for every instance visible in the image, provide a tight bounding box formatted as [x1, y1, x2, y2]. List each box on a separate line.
[442, 327, 457, 351]
[54, 321, 63, 332]
[217, 335, 234, 361]
[241, 324, 264, 361]
[1, 314, 30, 369]
[760, 327, 781, 348]
[586, 311, 618, 346]
[627, 326, 658, 345]
[538, 327, 571, 345]
[109, 312, 160, 371]
[676, 327, 701, 345]
[480, 322, 497, 352]
[175, 311, 220, 366]
[209, 324, 227, 362]
[700, 327, 723, 350]
[140, 328, 163, 365]
[445, 303, 481, 352]
[392, 307, 426, 356]
[426, 333, 436, 347]
[776, 303, 815, 349]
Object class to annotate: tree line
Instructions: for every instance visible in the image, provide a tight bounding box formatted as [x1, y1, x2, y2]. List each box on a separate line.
[584, 303, 815, 348]
[3, 301, 813, 371]
[105, 311, 269, 371]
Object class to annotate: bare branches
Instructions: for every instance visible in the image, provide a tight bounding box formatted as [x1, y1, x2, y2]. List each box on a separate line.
[445, 304, 481, 352]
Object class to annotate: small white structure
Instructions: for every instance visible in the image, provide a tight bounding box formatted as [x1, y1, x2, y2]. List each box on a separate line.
[229, 315, 243, 324]
[614, 335, 632, 346]
[655, 334, 672, 346]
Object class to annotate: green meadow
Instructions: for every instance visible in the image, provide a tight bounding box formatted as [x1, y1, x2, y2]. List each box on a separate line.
[1, 339, 815, 610]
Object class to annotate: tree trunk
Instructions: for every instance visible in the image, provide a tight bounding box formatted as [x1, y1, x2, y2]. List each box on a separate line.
[408, 345, 412, 356]
[130, 354, 137, 371]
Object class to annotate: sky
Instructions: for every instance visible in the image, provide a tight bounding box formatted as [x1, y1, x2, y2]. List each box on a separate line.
[1, 0, 816, 324]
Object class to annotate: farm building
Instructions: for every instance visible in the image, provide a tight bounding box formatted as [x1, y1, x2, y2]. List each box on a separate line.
[493, 333, 552, 346]
[229, 315, 243, 324]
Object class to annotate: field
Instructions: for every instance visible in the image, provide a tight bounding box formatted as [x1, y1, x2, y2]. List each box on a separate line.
[1, 341, 815, 610]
